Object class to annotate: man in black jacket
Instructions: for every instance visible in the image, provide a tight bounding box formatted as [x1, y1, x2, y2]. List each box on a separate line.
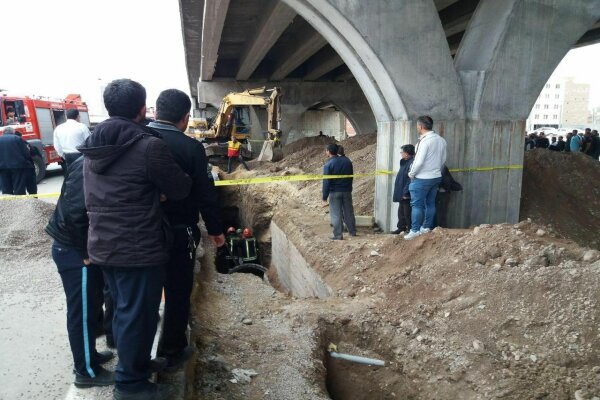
[78, 79, 192, 400]
[148, 89, 225, 371]
[323, 143, 356, 240]
[45, 155, 115, 388]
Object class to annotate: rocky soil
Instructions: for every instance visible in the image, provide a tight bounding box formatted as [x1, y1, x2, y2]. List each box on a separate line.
[520, 149, 600, 249]
[190, 137, 600, 399]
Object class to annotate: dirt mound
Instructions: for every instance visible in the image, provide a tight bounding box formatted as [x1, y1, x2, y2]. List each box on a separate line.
[268, 132, 377, 215]
[283, 136, 336, 157]
[270, 202, 600, 399]
[520, 149, 600, 249]
[0, 199, 54, 261]
[201, 137, 600, 398]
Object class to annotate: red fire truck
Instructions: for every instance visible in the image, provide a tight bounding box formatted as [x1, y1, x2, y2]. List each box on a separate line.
[0, 92, 90, 182]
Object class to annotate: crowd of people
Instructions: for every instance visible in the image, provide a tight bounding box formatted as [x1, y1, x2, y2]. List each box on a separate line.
[321, 116, 461, 241]
[525, 128, 600, 160]
[43, 79, 224, 400]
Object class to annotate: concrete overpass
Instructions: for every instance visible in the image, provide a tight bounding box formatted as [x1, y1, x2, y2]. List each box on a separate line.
[179, 0, 600, 231]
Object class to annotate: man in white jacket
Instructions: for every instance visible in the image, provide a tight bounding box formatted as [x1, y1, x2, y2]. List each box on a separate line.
[404, 116, 447, 240]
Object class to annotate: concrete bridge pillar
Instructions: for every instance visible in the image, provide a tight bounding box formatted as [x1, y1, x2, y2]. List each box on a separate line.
[284, 0, 600, 231]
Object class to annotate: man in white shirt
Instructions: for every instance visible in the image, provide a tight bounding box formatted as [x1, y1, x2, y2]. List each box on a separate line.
[404, 115, 447, 240]
[53, 109, 91, 168]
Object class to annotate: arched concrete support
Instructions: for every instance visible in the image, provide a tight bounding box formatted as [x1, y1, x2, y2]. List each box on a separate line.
[448, 0, 600, 227]
[283, 0, 465, 230]
[196, 80, 376, 140]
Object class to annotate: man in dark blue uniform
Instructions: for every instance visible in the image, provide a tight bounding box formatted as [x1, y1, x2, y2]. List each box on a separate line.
[46, 155, 115, 388]
[148, 89, 225, 371]
[0, 126, 33, 195]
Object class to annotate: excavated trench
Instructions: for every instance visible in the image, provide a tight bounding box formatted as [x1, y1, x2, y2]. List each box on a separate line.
[187, 186, 400, 399]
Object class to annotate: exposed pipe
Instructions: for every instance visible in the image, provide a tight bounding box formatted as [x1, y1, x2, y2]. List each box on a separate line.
[329, 351, 385, 367]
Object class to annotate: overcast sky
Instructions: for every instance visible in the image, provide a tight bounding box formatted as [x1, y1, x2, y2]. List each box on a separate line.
[1, 0, 599, 116]
[1, 0, 189, 115]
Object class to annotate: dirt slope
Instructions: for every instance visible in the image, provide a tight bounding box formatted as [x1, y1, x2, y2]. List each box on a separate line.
[520, 149, 600, 249]
[202, 138, 600, 399]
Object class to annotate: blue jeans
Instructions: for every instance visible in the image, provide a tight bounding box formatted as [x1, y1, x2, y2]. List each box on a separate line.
[409, 177, 442, 232]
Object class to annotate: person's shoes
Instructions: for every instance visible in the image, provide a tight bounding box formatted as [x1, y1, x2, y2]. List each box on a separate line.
[329, 236, 343, 240]
[163, 346, 195, 373]
[149, 357, 168, 373]
[95, 350, 115, 365]
[74, 366, 114, 388]
[113, 383, 176, 400]
[106, 335, 115, 349]
[419, 227, 431, 234]
[349, 232, 357, 237]
[404, 230, 421, 240]
[391, 229, 402, 234]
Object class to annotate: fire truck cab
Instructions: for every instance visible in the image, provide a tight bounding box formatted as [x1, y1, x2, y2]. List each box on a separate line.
[0, 92, 90, 182]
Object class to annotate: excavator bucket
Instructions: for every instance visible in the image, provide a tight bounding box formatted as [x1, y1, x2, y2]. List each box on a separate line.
[257, 141, 283, 162]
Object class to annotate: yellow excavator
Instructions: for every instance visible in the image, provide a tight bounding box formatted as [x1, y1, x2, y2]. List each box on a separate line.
[187, 87, 283, 161]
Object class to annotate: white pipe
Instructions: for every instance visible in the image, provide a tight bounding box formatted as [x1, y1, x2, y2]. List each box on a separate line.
[329, 351, 385, 366]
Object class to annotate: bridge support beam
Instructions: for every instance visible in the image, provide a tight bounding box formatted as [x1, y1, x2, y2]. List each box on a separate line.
[284, 0, 600, 231]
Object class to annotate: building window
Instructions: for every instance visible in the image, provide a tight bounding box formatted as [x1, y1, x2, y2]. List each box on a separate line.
[544, 104, 549, 109]
[543, 114, 548, 119]
[535, 104, 540, 109]
[545, 84, 550, 88]
[555, 94, 560, 99]
[553, 115, 558, 120]
[554, 104, 559, 109]
[534, 114, 539, 119]
[545, 94, 550, 99]
[556, 84, 560, 89]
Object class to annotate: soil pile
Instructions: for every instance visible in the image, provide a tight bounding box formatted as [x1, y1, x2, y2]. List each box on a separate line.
[272, 207, 600, 399]
[0, 199, 54, 262]
[196, 137, 600, 399]
[520, 149, 600, 249]
[283, 135, 336, 157]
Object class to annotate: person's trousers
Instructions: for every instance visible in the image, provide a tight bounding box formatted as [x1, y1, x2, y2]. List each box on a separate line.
[92, 275, 114, 340]
[227, 156, 249, 173]
[25, 168, 37, 195]
[329, 191, 356, 239]
[62, 153, 81, 178]
[51, 241, 104, 377]
[435, 191, 451, 228]
[158, 226, 200, 357]
[396, 198, 412, 231]
[409, 177, 442, 232]
[0, 168, 28, 195]
[101, 264, 165, 393]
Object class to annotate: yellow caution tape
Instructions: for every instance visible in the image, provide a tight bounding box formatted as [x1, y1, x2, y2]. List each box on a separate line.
[213, 170, 393, 187]
[0, 165, 523, 199]
[449, 165, 523, 173]
[0, 192, 61, 200]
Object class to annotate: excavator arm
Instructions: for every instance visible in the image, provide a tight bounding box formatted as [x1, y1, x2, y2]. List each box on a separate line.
[187, 87, 283, 161]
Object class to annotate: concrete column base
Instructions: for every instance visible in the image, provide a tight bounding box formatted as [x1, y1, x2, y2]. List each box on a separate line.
[374, 119, 524, 231]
